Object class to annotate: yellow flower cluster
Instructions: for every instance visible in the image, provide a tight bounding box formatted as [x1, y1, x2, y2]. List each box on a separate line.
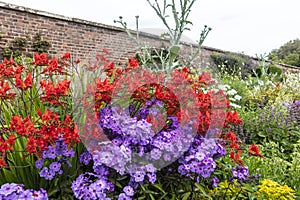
[257, 179, 295, 200]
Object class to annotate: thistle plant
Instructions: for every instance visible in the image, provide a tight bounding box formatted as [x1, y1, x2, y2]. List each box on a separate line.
[114, 0, 211, 76]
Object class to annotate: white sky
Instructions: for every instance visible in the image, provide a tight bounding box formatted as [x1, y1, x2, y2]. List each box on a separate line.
[1, 0, 300, 57]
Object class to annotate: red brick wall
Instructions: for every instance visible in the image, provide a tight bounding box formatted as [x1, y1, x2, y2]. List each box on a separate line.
[0, 2, 298, 72]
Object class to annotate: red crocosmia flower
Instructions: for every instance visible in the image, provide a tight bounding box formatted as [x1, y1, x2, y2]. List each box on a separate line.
[230, 150, 235, 160]
[15, 74, 23, 89]
[230, 142, 240, 149]
[249, 144, 263, 157]
[15, 73, 33, 90]
[24, 73, 33, 88]
[198, 71, 212, 85]
[40, 79, 70, 104]
[0, 80, 16, 99]
[42, 58, 63, 75]
[128, 58, 139, 69]
[103, 62, 115, 77]
[230, 149, 244, 165]
[33, 52, 48, 65]
[26, 136, 39, 154]
[9, 115, 36, 136]
[62, 52, 71, 60]
[0, 58, 17, 78]
[75, 58, 81, 63]
[225, 131, 237, 142]
[225, 110, 243, 125]
[182, 66, 190, 73]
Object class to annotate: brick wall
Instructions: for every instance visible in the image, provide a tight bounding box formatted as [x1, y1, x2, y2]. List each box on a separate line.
[0, 2, 299, 72]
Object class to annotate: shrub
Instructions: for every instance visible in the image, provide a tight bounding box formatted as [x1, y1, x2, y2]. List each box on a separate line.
[210, 53, 254, 77]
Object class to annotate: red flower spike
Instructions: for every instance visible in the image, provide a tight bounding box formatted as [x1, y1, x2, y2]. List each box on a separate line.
[62, 52, 71, 60]
[0, 80, 16, 99]
[75, 58, 81, 63]
[24, 73, 33, 88]
[128, 58, 139, 69]
[249, 144, 263, 158]
[225, 131, 237, 142]
[225, 110, 243, 125]
[33, 52, 48, 65]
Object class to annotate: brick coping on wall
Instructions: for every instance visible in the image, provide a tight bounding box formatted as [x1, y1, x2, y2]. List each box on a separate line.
[0, 1, 299, 71]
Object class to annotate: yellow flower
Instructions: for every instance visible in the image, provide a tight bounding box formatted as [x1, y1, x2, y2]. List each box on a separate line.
[256, 179, 295, 200]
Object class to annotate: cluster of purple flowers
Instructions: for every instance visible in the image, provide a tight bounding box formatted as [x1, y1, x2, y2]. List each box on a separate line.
[0, 183, 48, 200]
[231, 165, 249, 181]
[71, 171, 113, 200]
[72, 98, 227, 199]
[178, 135, 226, 178]
[96, 100, 195, 173]
[35, 138, 75, 180]
[79, 149, 93, 165]
[118, 186, 134, 200]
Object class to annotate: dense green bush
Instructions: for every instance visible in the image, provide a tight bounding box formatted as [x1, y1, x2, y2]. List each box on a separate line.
[210, 52, 254, 77]
[268, 38, 300, 67]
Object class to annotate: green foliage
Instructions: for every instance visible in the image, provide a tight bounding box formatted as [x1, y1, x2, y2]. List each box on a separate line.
[267, 64, 282, 76]
[268, 38, 300, 67]
[210, 52, 253, 77]
[32, 33, 52, 53]
[283, 53, 300, 66]
[254, 64, 282, 81]
[209, 180, 258, 199]
[238, 104, 300, 160]
[0, 33, 51, 59]
[244, 141, 300, 196]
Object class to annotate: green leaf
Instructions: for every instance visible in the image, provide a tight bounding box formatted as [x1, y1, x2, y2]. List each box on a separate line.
[182, 192, 191, 200]
[149, 194, 156, 200]
[152, 183, 166, 194]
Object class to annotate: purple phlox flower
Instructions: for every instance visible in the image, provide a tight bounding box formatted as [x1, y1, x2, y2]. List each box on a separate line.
[42, 146, 56, 159]
[0, 184, 48, 200]
[133, 171, 145, 182]
[123, 186, 134, 197]
[35, 160, 44, 169]
[72, 173, 113, 200]
[39, 167, 55, 180]
[49, 162, 61, 172]
[232, 165, 249, 181]
[211, 177, 219, 187]
[150, 148, 162, 160]
[147, 172, 157, 184]
[79, 149, 93, 165]
[0, 183, 22, 196]
[118, 193, 132, 200]
[18, 190, 33, 200]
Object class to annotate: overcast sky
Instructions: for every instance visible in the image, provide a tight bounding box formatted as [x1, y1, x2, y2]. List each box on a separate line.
[1, 0, 299, 57]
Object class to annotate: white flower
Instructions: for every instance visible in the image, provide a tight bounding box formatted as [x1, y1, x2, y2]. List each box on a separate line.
[234, 94, 242, 101]
[230, 102, 241, 109]
[218, 84, 230, 91]
[227, 89, 237, 95]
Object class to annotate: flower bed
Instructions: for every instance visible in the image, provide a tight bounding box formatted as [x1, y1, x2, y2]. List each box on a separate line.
[0, 50, 298, 199]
